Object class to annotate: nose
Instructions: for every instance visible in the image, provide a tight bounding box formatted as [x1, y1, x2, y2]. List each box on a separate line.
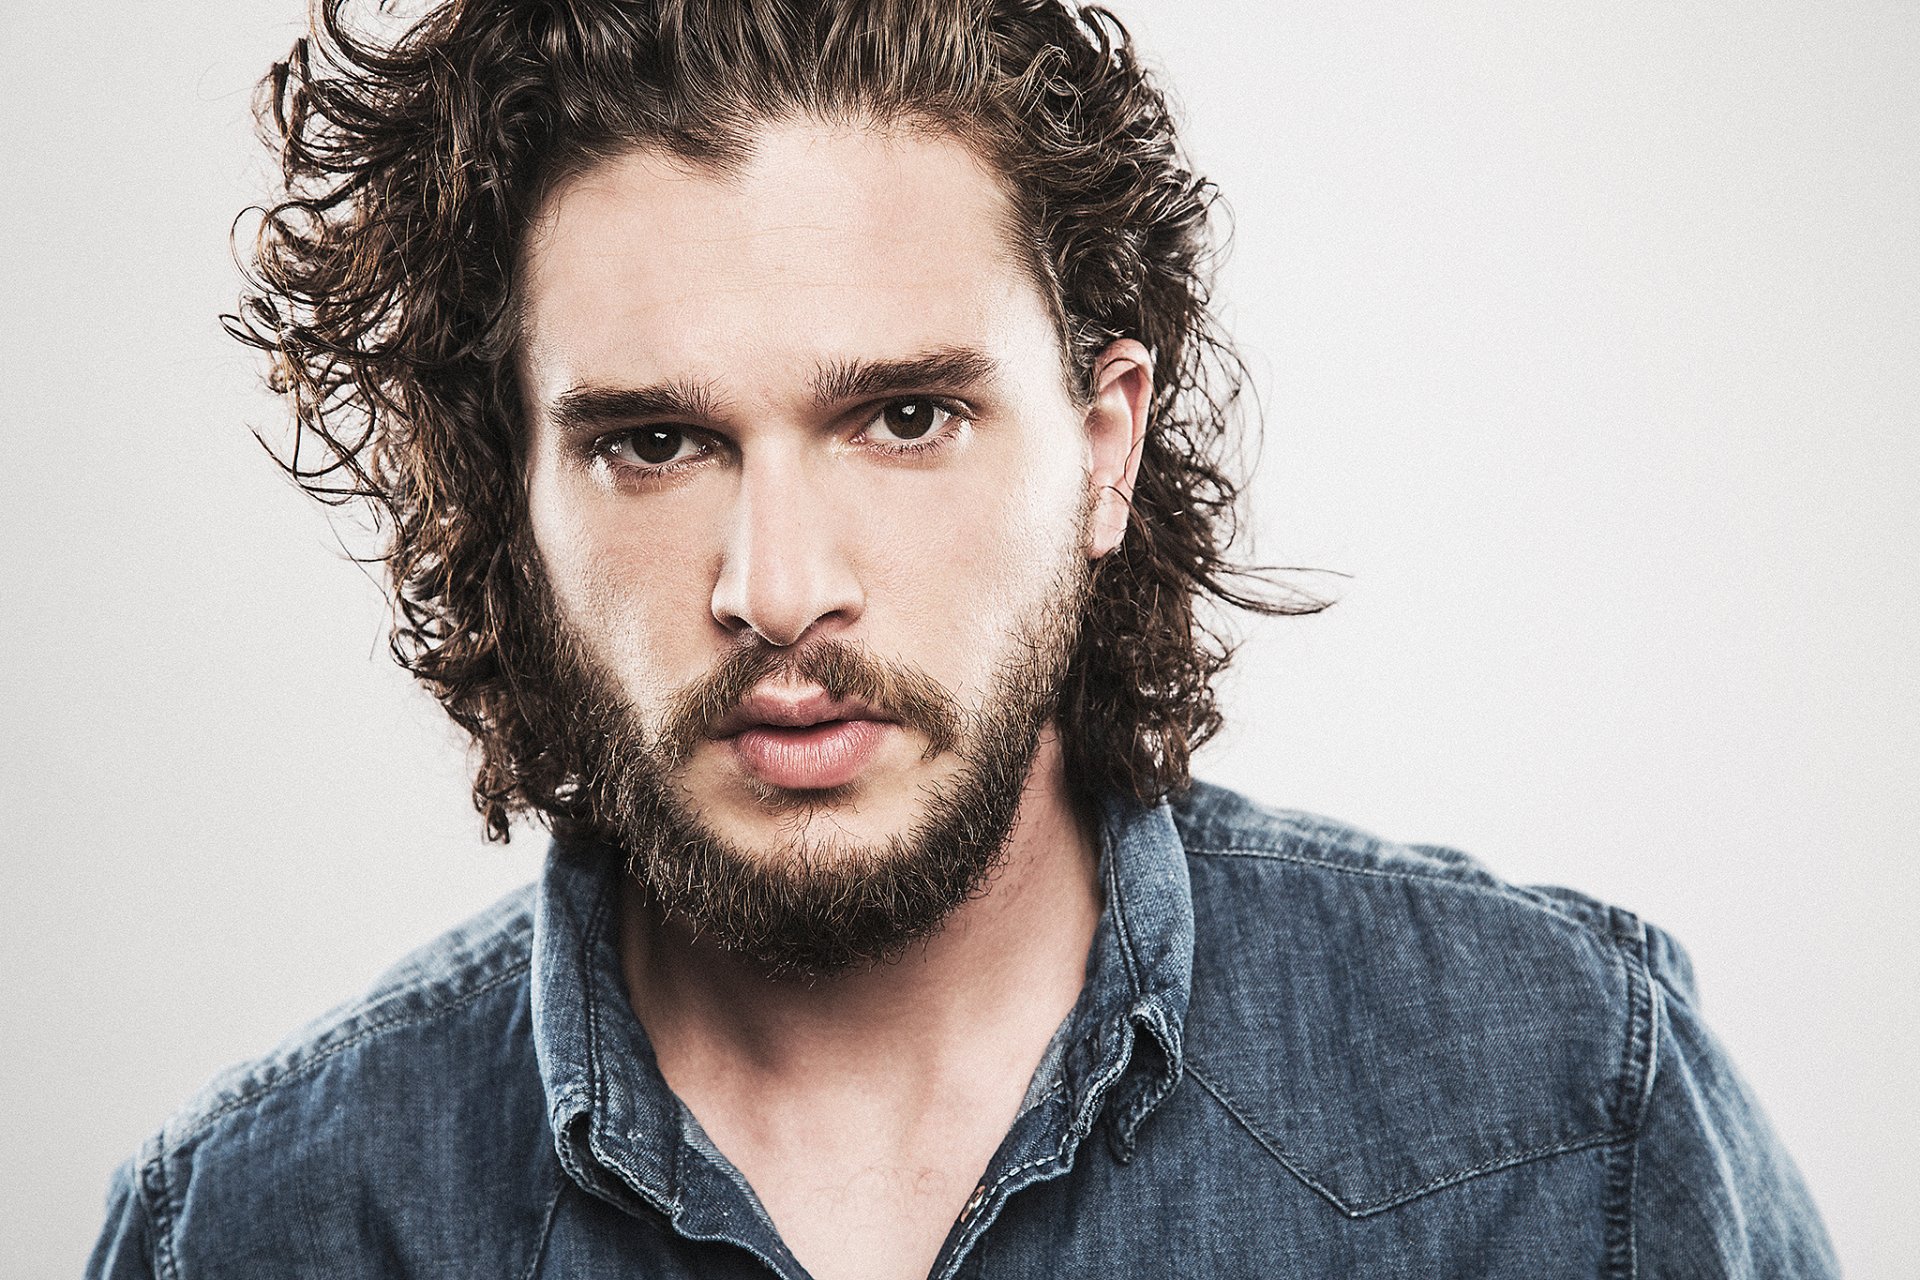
[709, 450, 865, 647]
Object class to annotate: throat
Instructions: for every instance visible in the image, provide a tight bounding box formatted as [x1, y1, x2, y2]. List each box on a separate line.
[614, 756, 1101, 1278]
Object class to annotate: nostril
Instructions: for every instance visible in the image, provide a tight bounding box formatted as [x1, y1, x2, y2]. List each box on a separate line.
[709, 500, 865, 645]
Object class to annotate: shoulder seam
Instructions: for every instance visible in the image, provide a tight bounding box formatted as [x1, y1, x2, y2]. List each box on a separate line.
[1185, 843, 1596, 930]
[164, 956, 532, 1151]
[137, 1132, 181, 1280]
[1602, 908, 1659, 1278]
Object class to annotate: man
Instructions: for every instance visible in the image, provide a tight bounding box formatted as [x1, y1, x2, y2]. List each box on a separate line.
[91, 0, 1836, 1275]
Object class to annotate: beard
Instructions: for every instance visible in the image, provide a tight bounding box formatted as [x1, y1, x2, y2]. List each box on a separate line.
[532, 558, 1092, 979]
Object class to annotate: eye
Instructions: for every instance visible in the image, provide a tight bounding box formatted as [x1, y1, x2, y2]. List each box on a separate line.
[601, 426, 706, 470]
[864, 397, 965, 446]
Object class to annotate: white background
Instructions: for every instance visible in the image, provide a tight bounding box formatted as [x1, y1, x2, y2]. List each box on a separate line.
[2, 1, 1914, 1275]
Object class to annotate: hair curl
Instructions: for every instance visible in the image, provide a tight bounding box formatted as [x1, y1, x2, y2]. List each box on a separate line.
[230, 0, 1324, 841]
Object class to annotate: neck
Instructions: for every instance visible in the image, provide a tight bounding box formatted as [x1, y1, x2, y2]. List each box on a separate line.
[617, 727, 1101, 1097]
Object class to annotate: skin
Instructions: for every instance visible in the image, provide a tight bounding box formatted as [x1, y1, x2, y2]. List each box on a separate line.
[519, 119, 1151, 1280]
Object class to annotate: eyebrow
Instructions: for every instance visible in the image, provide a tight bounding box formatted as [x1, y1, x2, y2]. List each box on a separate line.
[544, 345, 1001, 434]
[810, 346, 1001, 408]
[547, 378, 725, 434]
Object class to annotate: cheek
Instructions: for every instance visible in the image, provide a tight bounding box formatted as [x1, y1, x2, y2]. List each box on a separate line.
[525, 461, 717, 700]
[854, 436, 1086, 694]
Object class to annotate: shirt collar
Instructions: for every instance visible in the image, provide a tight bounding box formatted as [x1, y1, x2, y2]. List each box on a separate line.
[529, 791, 1196, 1211]
[1060, 792, 1193, 1161]
[530, 839, 686, 1218]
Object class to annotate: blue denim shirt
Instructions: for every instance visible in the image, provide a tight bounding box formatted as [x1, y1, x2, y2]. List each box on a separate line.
[90, 782, 1837, 1277]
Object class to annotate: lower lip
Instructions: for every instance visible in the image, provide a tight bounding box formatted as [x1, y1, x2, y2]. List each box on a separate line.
[727, 719, 891, 790]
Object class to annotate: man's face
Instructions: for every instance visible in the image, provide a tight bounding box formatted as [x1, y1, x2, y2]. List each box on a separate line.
[516, 119, 1140, 968]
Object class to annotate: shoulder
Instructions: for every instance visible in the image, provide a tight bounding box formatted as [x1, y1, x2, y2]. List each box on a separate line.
[1172, 780, 1642, 986]
[1176, 779, 1592, 907]
[115, 885, 560, 1277]
[157, 883, 540, 1150]
[1170, 781, 1654, 1216]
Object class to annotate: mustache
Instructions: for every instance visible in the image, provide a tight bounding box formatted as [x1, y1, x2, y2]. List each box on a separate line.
[656, 638, 963, 769]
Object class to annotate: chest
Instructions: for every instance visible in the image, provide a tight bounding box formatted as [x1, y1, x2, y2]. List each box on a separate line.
[526, 1102, 1621, 1280]
[695, 1101, 1012, 1280]
[740, 1155, 976, 1280]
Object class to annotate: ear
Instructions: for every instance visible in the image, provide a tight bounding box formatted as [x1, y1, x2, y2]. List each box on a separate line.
[1083, 338, 1154, 559]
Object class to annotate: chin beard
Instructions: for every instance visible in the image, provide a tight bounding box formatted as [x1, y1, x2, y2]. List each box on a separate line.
[541, 567, 1089, 980]
[605, 686, 1047, 978]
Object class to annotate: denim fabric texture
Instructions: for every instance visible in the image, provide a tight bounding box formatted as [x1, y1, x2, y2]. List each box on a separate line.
[89, 782, 1838, 1277]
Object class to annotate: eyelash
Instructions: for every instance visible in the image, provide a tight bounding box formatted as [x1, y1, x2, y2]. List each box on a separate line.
[591, 429, 713, 480]
[590, 396, 971, 479]
[864, 397, 969, 455]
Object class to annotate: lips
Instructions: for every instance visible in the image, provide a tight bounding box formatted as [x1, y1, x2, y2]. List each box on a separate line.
[712, 688, 897, 790]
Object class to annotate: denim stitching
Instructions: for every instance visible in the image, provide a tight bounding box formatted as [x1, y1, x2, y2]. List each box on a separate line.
[140, 1133, 181, 1280]
[1188, 844, 1599, 931]
[519, 1175, 569, 1280]
[1186, 1056, 1624, 1217]
[933, 1141, 1075, 1280]
[1111, 1004, 1181, 1159]
[574, 873, 690, 1226]
[165, 959, 532, 1149]
[1105, 820, 1146, 999]
[1183, 1059, 1348, 1210]
[933, 1014, 1143, 1278]
[1037, 1005, 1140, 1164]
[1619, 916, 1661, 1132]
[580, 872, 614, 1124]
[1602, 910, 1657, 1279]
[577, 871, 628, 1199]
[983, 1144, 1068, 1202]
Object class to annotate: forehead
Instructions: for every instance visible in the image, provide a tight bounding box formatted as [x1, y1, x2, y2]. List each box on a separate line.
[516, 119, 1057, 403]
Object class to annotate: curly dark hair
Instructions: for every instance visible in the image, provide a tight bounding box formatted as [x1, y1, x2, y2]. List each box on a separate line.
[230, 0, 1324, 842]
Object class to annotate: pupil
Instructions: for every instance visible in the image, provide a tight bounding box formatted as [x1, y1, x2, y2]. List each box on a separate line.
[634, 428, 681, 464]
[885, 400, 935, 439]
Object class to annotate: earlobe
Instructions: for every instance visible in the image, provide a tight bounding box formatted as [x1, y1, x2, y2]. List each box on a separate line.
[1084, 339, 1154, 560]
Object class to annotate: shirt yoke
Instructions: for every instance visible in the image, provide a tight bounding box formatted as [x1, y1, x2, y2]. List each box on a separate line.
[1171, 781, 1656, 1219]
